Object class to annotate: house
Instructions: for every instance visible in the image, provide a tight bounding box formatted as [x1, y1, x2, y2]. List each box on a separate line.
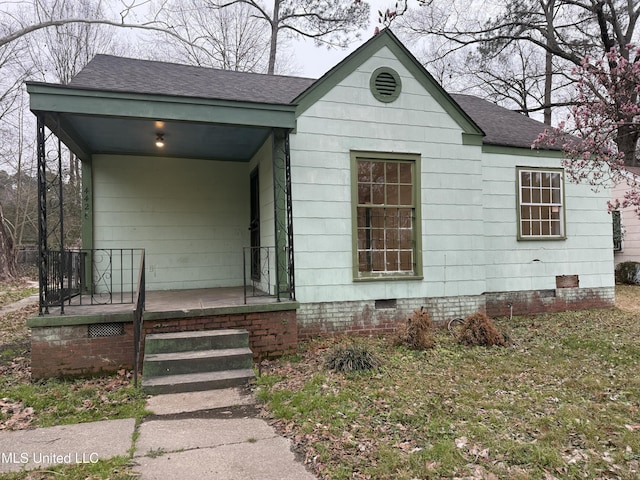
[26, 29, 614, 380]
[612, 167, 640, 265]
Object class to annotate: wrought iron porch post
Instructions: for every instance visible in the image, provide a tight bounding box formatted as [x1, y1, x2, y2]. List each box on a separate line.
[57, 116, 64, 314]
[271, 128, 295, 301]
[36, 114, 66, 314]
[37, 116, 48, 315]
[284, 132, 295, 300]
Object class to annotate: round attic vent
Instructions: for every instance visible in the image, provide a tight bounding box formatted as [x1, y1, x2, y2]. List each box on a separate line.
[370, 67, 401, 103]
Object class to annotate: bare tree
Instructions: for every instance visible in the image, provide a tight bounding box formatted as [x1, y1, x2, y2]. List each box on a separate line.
[152, 0, 272, 72]
[386, 0, 638, 142]
[211, 0, 371, 74]
[0, 0, 151, 277]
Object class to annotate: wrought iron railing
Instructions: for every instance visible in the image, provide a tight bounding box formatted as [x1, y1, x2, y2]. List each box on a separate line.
[39, 248, 145, 314]
[133, 250, 145, 388]
[243, 246, 274, 302]
[243, 246, 293, 303]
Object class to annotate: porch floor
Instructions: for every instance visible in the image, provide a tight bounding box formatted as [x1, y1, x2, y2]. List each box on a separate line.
[39, 287, 290, 318]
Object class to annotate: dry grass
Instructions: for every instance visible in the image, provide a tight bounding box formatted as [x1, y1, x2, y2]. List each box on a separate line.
[0, 282, 146, 432]
[258, 297, 640, 479]
[615, 284, 640, 312]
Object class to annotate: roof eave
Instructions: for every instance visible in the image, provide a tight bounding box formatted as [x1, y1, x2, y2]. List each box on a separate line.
[26, 82, 298, 129]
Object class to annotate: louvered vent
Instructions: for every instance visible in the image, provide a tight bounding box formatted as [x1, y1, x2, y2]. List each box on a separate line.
[375, 72, 396, 96]
[370, 67, 401, 103]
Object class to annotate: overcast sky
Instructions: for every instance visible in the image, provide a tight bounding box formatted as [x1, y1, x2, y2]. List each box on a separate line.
[293, 0, 396, 78]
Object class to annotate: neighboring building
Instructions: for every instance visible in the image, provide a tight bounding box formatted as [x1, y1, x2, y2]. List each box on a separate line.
[613, 167, 640, 265]
[26, 29, 614, 378]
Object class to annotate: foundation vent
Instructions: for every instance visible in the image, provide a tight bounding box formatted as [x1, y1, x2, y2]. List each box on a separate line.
[88, 323, 125, 338]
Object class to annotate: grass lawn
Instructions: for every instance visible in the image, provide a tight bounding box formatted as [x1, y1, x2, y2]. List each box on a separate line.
[0, 281, 147, 480]
[2, 281, 639, 479]
[257, 288, 640, 479]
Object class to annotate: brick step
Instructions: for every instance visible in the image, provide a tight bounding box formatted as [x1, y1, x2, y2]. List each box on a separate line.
[143, 347, 253, 377]
[144, 329, 249, 354]
[142, 369, 255, 395]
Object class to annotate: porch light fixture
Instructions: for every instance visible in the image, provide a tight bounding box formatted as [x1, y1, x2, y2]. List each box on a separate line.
[155, 133, 165, 148]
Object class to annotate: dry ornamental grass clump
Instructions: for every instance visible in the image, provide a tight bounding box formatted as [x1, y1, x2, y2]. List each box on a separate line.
[325, 343, 381, 372]
[394, 307, 435, 350]
[457, 312, 507, 347]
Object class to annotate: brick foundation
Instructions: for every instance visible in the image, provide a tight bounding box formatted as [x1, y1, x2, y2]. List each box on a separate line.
[31, 323, 134, 379]
[298, 287, 615, 339]
[30, 286, 614, 378]
[297, 295, 486, 339]
[484, 286, 615, 317]
[30, 308, 298, 379]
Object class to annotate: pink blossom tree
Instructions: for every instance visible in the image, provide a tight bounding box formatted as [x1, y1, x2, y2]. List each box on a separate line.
[534, 45, 640, 212]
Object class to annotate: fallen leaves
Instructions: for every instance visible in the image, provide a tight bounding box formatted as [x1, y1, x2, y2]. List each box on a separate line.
[0, 397, 35, 430]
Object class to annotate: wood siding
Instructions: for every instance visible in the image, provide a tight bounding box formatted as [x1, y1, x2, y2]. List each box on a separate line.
[290, 46, 613, 304]
[482, 152, 613, 292]
[92, 155, 250, 290]
[290, 47, 486, 303]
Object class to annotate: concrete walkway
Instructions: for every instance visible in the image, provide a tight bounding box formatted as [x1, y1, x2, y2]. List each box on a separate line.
[0, 388, 316, 479]
[0, 292, 38, 316]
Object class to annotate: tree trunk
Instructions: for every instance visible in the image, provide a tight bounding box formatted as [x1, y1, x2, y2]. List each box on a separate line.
[543, 49, 553, 125]
[618, 124, 639, 167]
[543, 0, 556, 126]
[267, 0, 280, 74]
[0, 203, 17, 281]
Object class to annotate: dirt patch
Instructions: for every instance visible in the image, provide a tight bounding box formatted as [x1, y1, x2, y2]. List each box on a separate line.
[615, 285, 640, 312]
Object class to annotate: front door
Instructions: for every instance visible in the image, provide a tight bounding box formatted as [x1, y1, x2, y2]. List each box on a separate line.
[249, 168, 260, 281]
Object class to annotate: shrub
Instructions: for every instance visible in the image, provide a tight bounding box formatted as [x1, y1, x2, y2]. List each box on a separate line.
[394, 307, 435, 350]
[325, 343, 381, 372]
[457, 312, 506, 347]
[615, 261, 640, 285]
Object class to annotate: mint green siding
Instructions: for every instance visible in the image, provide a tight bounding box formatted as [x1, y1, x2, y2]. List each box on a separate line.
[482, 151, 614, 291]
[291, 47, 487, 303]
[92, 155, 250, 290]
[290, 46, 613, 305]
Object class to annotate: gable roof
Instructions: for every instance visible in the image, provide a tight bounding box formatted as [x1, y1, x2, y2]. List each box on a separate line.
[64, 31, 555, 151]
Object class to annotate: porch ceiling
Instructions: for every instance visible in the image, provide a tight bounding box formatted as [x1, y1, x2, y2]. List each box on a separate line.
[27, 83, 297, 162]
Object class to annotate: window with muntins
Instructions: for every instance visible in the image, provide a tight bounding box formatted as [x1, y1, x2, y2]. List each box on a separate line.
[356, 158, 416, 275]
[612, 210, 622, 252]
[518, 168, 565, 239]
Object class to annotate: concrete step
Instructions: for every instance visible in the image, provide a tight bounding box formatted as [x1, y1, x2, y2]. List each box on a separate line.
[143, 347, 253, 377]
[144, 329, 250, 354]
[142, 369, 255, 395]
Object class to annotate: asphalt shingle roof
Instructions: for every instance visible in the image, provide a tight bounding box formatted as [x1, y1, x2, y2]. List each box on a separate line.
[451, 93, 556, 150]
[69, 54, 316, 105]
[69, 54, 555, 150]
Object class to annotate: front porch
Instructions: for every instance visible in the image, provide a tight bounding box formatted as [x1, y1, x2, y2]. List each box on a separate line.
[26, 71, 300, 379]
[27, 287, 299, 379]
[41, 286, 284, 317]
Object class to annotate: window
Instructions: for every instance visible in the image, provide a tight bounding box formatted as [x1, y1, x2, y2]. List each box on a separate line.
[518, 168, 565, 239]
[352, 153, 421, 279]
[612, 210, 622, 252]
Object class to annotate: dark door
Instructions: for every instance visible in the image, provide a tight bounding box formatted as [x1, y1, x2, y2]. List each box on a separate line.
[249, 168, 260, 281]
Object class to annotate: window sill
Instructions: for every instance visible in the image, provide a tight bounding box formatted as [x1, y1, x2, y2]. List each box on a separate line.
[354, 275, 424, 282]
[517, 236, 567, 241]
